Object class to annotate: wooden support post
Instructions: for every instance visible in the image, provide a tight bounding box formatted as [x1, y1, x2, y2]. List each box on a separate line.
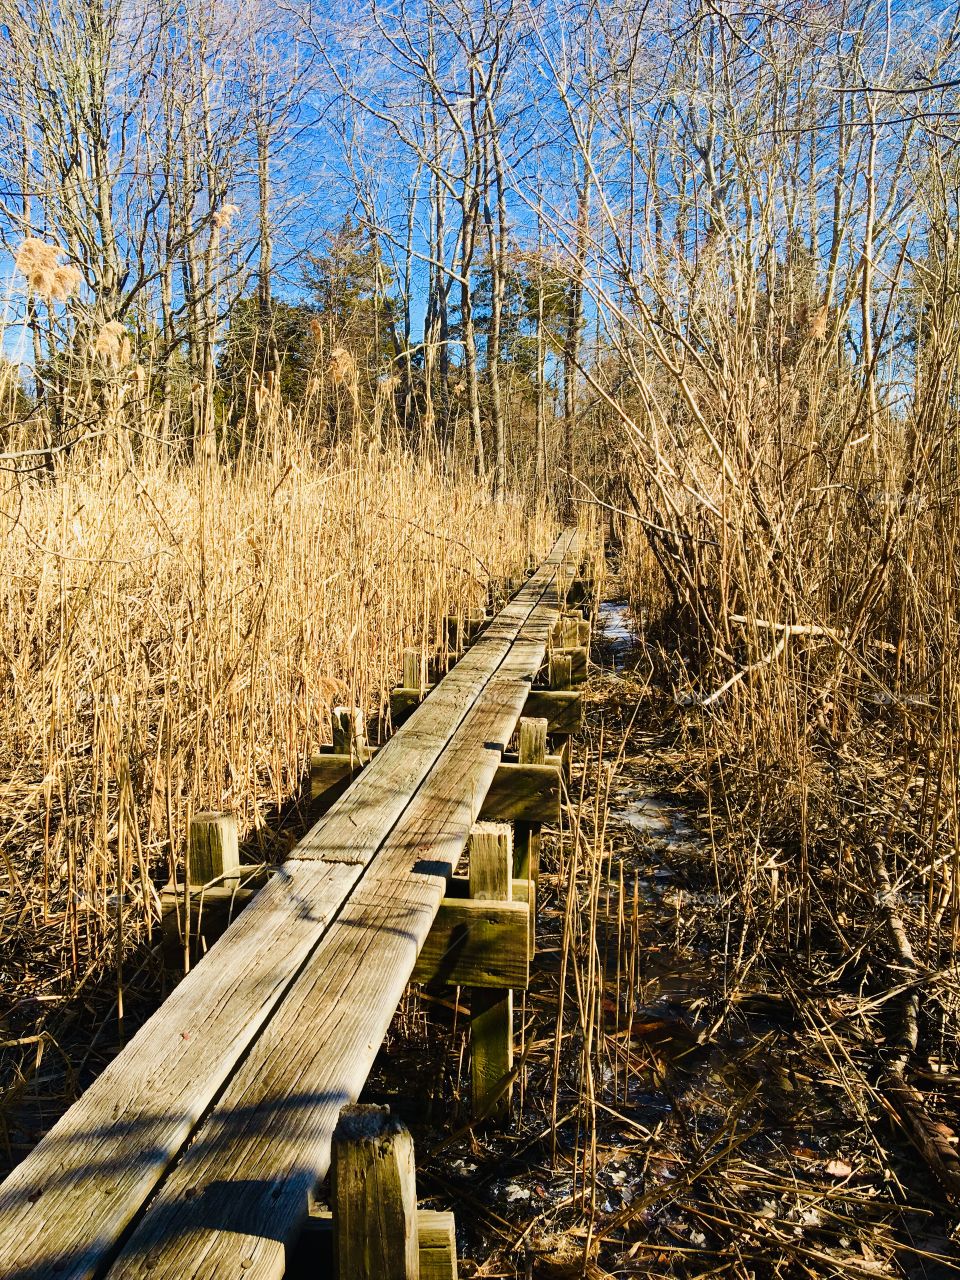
[402, 648, 423, 694]
[332, 705, 369, 762]
[552, 614, 582, 650]
[332, 1104, 419, 1280]
[549, 651, 573, 691]
[390, 651, 431, 727]
[164, 813, 243, 978]
[469, 823, 513, 1124]
[548, 653, 574, 782]
[189, 812, 240, 888]
[514, 718, 546, 916]
[418, 1211, 458, 1280]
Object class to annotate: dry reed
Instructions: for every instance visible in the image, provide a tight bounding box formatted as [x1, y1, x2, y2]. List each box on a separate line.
[0, 426, 553, 1021]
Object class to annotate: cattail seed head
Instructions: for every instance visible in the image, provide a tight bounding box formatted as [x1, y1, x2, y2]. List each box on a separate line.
[328, 347, 356, 386]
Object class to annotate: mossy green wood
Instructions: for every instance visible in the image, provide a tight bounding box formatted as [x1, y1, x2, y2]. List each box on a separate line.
[468, 824, 514, 1124]
[332, 1105, 419, 1280]
[412, 898, 529, 988]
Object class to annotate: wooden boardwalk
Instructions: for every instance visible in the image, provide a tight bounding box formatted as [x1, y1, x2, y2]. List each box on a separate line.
[0, 529, 586, 1280]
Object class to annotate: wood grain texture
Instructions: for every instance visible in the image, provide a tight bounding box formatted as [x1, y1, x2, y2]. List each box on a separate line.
[102, 562, 569, 1278]
[0, 531, 576, 1280]
[189, 812, 240, 887]
[479, 762, 561, 824]
[468, 804, 514, 1126]
[0, 858, 359, 1280]
[522, 689, 582, 735]
[331, 1105, 418, 1280]
[412, 898, 530, 989]
[294, 1208, 456, 1279]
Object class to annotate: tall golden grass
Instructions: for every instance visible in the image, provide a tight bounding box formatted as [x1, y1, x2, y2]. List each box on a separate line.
[0, 424, 553, 1004]
[619, 353, 960, 975]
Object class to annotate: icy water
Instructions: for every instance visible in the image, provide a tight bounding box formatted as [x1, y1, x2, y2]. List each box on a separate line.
[598, 598, 634, 671]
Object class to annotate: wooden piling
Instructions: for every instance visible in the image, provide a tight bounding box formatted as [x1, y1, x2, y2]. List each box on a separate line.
[188, 812, 240, 888]
[331, 705, 368, 762]
[469, 822, 514, 1123]
[514, 718, 546, 904]
[402, 647, 422, 694]
[548, 653, 574, 781]
[331, 1104, 419, 1280]
[549, 650, 573, 691]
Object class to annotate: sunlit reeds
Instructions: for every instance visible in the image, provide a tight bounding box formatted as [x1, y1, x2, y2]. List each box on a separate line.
[0, 421, 553, 1005]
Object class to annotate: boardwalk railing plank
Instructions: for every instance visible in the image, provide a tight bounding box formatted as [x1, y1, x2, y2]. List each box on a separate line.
[0, 530, 578, 1280]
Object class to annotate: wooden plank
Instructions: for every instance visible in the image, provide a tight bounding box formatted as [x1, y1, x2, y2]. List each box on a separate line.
[0, 858, 361, 1280]
[389, 687, 428, 722]
[411, 898, 529, 989]
[313, 752, 560, 796]
[95, 543, 572, 1279]
[332, 1105, 418, 1280]
[552, 645, 588, 684]
[294, 1208, 456, 1280]
[0, 531, 577, 1280]
[310, 752, 363, 799]
[440, 874, 530, 901]
[522, 689, 582, 734]
[479, 762, 561, 824]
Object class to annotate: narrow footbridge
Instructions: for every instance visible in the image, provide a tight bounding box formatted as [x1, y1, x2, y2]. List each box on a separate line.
[0, 530, 592, 1280]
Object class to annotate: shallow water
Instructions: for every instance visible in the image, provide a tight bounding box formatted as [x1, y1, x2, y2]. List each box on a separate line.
[598, 599, 634, 671]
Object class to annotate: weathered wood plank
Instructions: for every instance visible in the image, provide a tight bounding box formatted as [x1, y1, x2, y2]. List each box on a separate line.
[100, 575, 566, 1279]
[478, 762, 561, 824]
[312, 752, 561, 801]
[0, 857, 361, 1280]
[411, 898, 529, 989]
[522, 689, 582, 734]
